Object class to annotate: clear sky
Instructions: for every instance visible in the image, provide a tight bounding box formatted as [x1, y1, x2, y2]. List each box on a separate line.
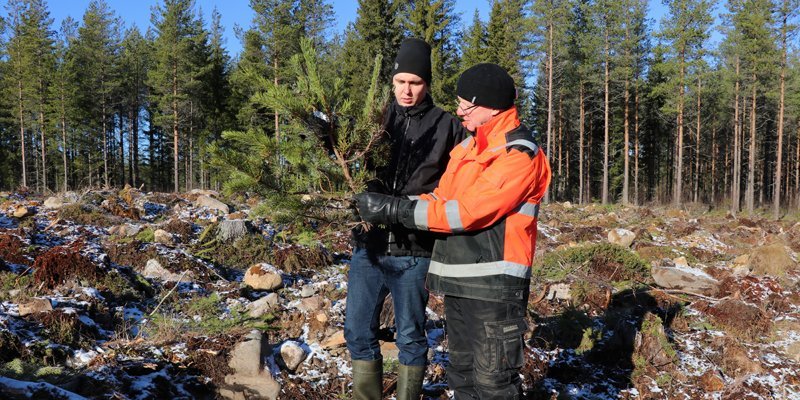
[46, 1, 709, 58]
[46, 1, 494, 57]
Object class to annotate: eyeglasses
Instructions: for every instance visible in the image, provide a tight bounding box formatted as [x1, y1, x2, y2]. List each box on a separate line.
[456, 102, 479, 115]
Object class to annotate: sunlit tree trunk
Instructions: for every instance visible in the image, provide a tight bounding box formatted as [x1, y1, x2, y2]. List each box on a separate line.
[746, 74, 756, 214]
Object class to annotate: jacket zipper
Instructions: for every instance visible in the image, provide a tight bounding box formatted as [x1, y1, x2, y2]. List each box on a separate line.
[388, 115, 412, 255]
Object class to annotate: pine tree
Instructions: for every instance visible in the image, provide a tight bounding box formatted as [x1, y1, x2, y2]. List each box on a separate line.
[229, 28, 271, 131]
[119, 26, 150, 188]
[4, 0, 55, 190]
[726, 0, 777, 213]
[198, 7, 232, 190]
[460, 9, 487, 70]
[772, 0, 799, 217]
[212, 38, 388, 220]
[405, 0, 461, 108]
[653, 0, 713, 205]
[149, 0, 201, 193]
[530, 0, 571, 202]
[486, 0, 527, 85]
[51, 17, 78, 191]
[72, 0, 121, 188]
[341, 0, 402, 108]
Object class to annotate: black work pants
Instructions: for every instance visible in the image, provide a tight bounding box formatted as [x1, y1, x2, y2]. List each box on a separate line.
[444, 295, 528, 400]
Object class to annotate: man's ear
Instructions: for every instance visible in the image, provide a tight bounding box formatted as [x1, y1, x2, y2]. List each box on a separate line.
[490, 109, 502, 117]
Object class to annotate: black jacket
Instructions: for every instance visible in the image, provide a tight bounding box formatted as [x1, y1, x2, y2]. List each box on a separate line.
[354, 95, 467, 257]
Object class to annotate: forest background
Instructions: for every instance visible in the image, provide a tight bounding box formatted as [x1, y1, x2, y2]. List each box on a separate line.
[1, 0, 799, 220]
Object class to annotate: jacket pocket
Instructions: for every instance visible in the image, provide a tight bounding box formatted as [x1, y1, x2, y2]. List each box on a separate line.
[483, 318, 527, 372]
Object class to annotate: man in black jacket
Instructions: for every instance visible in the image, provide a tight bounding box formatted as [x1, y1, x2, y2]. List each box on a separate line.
[345, 38, 467, 400]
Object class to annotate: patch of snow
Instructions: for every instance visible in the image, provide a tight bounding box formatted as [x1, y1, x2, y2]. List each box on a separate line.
[0, 376, 88, 399]
[68, 348, 99, 367]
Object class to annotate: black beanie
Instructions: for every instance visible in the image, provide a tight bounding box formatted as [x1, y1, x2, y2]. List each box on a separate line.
[392, 38, 432, 84]
[456, 63, 516, 110]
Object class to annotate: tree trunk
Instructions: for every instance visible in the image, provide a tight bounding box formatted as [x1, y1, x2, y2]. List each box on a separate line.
[674, 63, 685, 205]
[773, 17, 787, 218]
[795, 124, 799, 208]
[634, 84, 640, 205]
[746, 75, 756, 214]
[693, 77, 701, 203]
[173, 60, 180, 194]
[545, 20, 554, 204]
[732, 58, 741, 213]
[711, 125, 717, 204]
[119, 115, 126, 186]
[557, 94, 563, 199]
[61, 92, 68, 192]
[39, 111, 46, 192]
[579, 83, 585, 204]
[622, 76, 630, 205]
[602, 30, 610, 205]
[18, 81, 27, 189]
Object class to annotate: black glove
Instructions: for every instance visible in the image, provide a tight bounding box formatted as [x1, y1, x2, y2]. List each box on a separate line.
[354, 192, 416, 227]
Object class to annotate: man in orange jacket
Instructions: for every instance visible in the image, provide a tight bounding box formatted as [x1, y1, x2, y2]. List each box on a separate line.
[356, 63, 551, 399]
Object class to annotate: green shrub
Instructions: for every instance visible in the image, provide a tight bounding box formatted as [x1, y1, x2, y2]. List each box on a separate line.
[534, 243, 650, 283]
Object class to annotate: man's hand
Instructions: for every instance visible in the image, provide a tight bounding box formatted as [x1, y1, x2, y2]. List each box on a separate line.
[353, 192, 400, 225]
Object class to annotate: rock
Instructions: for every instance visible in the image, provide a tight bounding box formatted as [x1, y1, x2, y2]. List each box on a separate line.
[279, 341, 307, 372]
[672, 256, 689, 268]
[143, 259, 189, 282]
[18, 298, 53, 316]
[315, 312, 328, 324]
[652, 265, 720, 296]
[562, 201, 573, 209]
[217, 220, 250, 242]
[665, 208, 688, 219]
[748, 244, 797, 278]
[227, 211, 247, 220]
[785, 341, 800, 362]
[190, 189, 220, 198]
[632, 312, 677, 378]
[608, 228, 636, 248]
[301, 194, 313, 203]
[698, 370, 725, 392]
[322, 330, 346, 349]
[380, 341, 400, 360]
[63, 192, 80, 204]
[12, 206, 35, 219]
[43, 197, 64, 210]
[300, 284, 316, 298]
[221, 330, 280, 400]
[546, 283, 571, 301]
[296, 295, 322, 314]
[243, 264, 282, 291]
[108, 225, 125, 236]
[153, 229, 174, 245]
[196, 195, 229, 214]
[125, 224, 143, 237]
[247, 293, 279, 318]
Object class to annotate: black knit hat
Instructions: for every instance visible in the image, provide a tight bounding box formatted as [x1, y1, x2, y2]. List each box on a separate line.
[456, 63, 516, 110]
[392, 38, 432, 84]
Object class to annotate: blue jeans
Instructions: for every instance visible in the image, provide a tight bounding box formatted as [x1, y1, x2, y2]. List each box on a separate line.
[344, 247, 431, 366]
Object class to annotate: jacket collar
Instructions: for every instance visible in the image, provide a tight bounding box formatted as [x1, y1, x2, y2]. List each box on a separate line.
[393, 94, 434, 118]
[474, 107, 520, 152]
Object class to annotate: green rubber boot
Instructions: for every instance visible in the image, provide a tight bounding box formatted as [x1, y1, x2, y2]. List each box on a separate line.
[352, 359, 383, 400]
[396, 364, 425, 400]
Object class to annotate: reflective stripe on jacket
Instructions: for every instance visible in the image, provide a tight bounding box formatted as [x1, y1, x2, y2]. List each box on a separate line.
[420, 107, 551, 302]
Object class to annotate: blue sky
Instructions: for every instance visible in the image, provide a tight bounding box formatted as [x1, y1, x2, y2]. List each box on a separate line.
[47, 1, 494, 56]
[46, 1, 693, 58]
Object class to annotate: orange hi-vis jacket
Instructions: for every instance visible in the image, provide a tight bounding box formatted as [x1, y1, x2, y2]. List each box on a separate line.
[414, 107, 551, 302]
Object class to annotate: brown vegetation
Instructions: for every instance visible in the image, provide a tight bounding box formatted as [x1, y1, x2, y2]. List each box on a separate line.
[32, 244, 102, 289]
[0, 233, 31, 265]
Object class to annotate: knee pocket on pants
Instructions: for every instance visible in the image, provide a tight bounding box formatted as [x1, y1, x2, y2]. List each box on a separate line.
[448, 349, 473, 368]
[483, 318, 527, 372]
